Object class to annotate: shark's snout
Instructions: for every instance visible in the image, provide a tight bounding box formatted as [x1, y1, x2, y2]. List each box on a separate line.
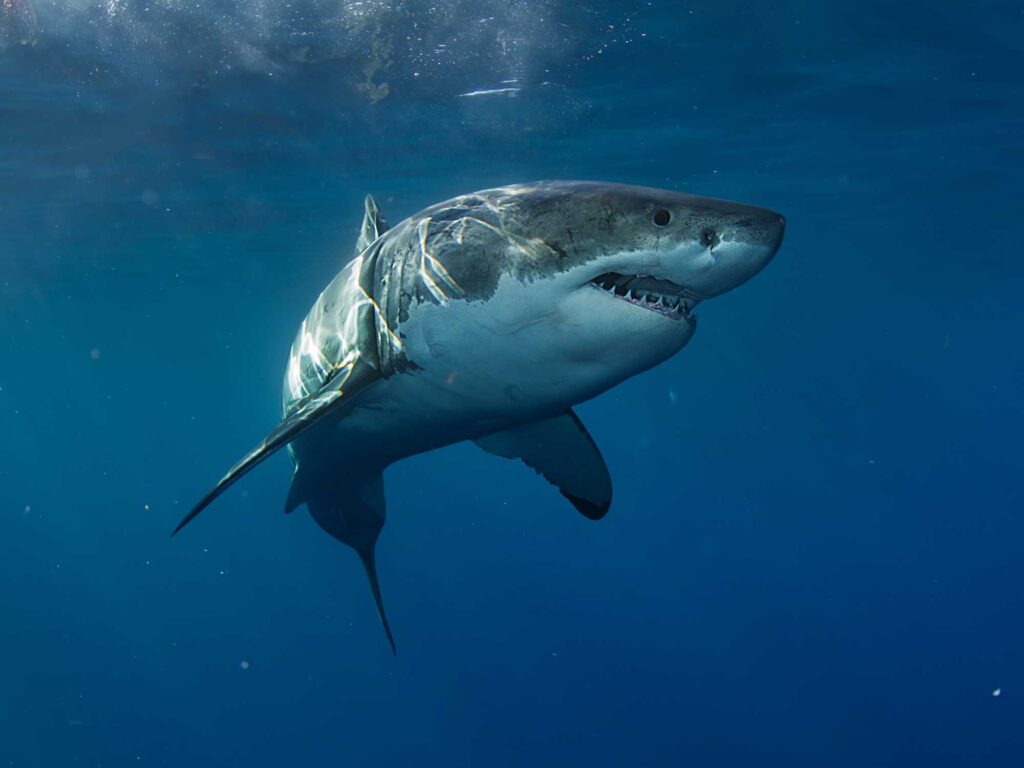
[683, 205, 785, 298]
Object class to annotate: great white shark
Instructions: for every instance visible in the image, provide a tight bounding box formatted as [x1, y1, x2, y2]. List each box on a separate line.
[175, 181, 785, 652]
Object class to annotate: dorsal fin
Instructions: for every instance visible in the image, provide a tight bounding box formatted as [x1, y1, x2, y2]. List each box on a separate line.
[355, 194, 389, 255]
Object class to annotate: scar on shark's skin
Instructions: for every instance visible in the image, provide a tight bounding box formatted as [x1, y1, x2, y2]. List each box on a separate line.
[176, 181, 785, 653]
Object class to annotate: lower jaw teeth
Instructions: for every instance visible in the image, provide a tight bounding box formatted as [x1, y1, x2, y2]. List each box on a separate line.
[631, 292, 684, 315]
[592, 280, 690, 317]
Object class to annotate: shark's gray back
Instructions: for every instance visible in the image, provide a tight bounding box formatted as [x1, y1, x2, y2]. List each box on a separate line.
[282, 186, 531, 415]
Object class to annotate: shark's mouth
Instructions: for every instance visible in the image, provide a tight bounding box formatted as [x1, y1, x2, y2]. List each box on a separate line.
[588, 273, 703, 320]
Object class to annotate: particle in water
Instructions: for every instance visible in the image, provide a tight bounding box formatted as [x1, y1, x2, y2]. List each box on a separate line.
[90, 348, 101, 360]
[993, 688, 1002, 697]
[240, 660, 250, 670]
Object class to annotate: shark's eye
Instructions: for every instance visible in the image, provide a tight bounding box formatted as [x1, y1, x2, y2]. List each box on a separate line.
[653, 209, 671, 227]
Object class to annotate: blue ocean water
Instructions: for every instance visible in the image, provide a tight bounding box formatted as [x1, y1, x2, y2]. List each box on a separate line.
[2, 0, 1023, 764]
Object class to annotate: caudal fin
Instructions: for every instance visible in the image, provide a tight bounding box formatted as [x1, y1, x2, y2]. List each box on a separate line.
[304, 468, 397, 653]
[357, 547, 396, 655]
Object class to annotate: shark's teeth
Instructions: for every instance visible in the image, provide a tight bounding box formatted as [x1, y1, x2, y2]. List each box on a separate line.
[588, 272, 701, 320]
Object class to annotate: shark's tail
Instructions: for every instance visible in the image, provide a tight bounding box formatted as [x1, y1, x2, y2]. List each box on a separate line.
[293, 466, 397, 654]
[356, 547, 396, 655]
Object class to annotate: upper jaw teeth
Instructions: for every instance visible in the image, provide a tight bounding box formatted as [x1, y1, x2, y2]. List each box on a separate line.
[589, 273, 699, 319]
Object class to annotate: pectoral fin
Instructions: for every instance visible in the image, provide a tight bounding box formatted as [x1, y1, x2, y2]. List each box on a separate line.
[173, 357, 381, 536]
[475, 410, 612, 520]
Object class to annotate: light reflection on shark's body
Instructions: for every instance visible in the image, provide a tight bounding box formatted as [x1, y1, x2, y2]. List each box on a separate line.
[175, 181, 785, 652]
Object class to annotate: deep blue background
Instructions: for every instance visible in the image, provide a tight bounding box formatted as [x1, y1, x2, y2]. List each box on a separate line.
[2, 1, 1023, 765]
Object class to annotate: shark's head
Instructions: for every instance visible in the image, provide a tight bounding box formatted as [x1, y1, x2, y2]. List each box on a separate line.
[371, 180, 784, 413]
[454, 181, 784, 392]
